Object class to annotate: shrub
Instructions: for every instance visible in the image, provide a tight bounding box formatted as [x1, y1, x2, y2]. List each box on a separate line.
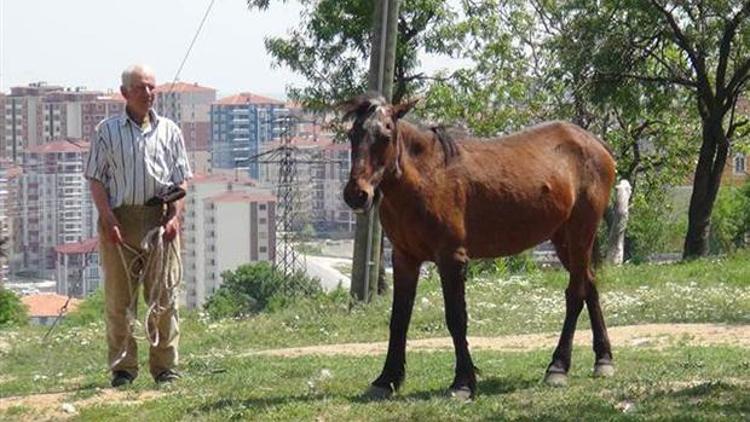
[0, 287, 28, 327]
[467, 252, 537, 279]
[204, 262, 323, 319]
[63, 287, 105, 327]
[709, 184, 750, 254]
[625, 189, 686, 262]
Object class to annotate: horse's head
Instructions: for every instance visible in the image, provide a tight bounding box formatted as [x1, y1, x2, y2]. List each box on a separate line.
[341, 93, 418, 212]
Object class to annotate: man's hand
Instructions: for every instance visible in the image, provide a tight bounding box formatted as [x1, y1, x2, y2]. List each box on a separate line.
[102, 212, 123, 245]
[163, 203, 180, 242]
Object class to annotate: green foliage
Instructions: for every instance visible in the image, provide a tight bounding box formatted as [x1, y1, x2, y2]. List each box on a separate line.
[709, 183, 750, 254]
[467, 252, 538, 279]
[254, 0, 456, 112]
[0, 287, 28, 327]
[625, 190, 684, 262]
[204, 262, 323, 319]
[62, 288, 105, 327]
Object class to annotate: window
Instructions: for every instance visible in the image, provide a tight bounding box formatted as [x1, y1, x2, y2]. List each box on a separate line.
[734, 153, 746, 175]
[259, 246, 267, 253]
[259, 204, 266, 211]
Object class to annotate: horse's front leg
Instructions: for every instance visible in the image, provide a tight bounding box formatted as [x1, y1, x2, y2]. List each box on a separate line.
[438, 249, 476, 400]
[367, 249, 421, 399]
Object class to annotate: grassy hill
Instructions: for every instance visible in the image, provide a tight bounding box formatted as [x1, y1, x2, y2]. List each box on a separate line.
[1, 252, 749, 420]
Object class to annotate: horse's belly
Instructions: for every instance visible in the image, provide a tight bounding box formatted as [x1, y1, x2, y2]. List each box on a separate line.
[465, 200, 570, 258]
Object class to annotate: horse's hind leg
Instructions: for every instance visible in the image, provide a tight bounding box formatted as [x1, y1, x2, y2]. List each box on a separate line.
[585, 268, 614, 377]
[546, 205, 613, 385]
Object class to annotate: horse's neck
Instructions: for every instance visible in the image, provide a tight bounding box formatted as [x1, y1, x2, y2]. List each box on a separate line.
[396, 121, 443, 174]
[380, 122, 443, 202]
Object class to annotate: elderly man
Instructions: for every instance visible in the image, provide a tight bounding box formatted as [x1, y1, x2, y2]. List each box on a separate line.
[85, 64, 192, 387]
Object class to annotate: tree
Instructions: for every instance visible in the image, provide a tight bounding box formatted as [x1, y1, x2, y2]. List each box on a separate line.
[546, 0, 750, 259]
[203, 262, 322, 319]
[247, 0, 457, 111]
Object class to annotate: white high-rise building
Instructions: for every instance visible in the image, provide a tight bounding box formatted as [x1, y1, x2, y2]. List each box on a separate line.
[202, 190, 276, 299]
[19, 140, 97, 279]
[181, 173, 275, 309]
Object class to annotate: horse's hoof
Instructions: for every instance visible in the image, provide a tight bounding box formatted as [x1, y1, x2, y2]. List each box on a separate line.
[363, 384, 393, 400]
[544, 371, 568, 387]
[448, 386, 473, 402]
[593, 363, 615, 378]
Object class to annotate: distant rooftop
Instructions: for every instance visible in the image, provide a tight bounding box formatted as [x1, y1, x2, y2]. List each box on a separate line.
[215, 92, 284, 106]
[155, 82, 216, 94]
[22, 293, 81, 318]
[192, 172, 258, 186]
[55, 237, 98, 255]
[27, 139, 89, 154]
[207, 190, 277, 203]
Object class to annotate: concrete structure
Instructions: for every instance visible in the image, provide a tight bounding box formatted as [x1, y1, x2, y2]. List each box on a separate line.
[259, 136, 355, 235]
[2, 83, 124, 163]
[18, 140, 97, 278]
[55, 237, 100, 298]
[203, 191, 276, 299]
[181, 172, 275, 309]
[155, 82, 216, 153]
[210, 93, 288, 179]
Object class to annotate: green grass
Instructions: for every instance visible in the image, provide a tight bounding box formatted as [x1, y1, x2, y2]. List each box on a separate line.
[1, 251, 749, 420]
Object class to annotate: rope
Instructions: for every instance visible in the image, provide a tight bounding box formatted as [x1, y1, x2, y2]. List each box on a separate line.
[41, 295, 72, 343]
[110, 226, 182, 369]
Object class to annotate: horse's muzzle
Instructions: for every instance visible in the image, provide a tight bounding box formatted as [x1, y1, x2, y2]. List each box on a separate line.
[343, 180, 374, 212]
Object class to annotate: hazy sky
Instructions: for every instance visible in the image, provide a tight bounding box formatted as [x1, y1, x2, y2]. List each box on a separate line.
[0, 0, 309, 99]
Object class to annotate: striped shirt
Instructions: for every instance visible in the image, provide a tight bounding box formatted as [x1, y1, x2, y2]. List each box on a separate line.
[84, 109, 193, 208]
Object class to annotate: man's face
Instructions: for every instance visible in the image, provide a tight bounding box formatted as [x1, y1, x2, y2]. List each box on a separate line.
[121, 70, 156, 115]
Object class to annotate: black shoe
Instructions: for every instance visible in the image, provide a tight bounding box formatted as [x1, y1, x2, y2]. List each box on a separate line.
[111, 370, 134, 387]
[155, 369, 181, 384]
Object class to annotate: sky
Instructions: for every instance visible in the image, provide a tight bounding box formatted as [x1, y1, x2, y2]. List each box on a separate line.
[0, 0, 309, 99]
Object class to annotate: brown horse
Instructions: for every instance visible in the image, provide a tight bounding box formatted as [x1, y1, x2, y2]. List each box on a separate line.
[342, 93, 616, 400]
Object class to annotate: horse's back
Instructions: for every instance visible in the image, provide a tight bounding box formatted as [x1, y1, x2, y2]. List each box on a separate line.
[457, 121, 615, 257]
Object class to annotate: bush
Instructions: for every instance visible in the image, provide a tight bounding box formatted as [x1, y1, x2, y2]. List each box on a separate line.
[467, 252, 537, 279]
[0, 287, 28, 327]
[625, 189, 686, 263]
[709, 183, 750, 254]
[204, 262, 323, 319]
[63, 287, 105, 327]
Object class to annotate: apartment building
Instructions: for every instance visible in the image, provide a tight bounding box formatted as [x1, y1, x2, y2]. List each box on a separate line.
[0, 164, 10, 284]
[210, 93, 289, 180]
[55, 237, 100, 298]
[202, 191, 276, 300]
[181, 172, 275, 309]
[18, 140, 97, 278]
[258, 136, 355, 235]
[155, 82, 216, 152]
[2, 83, 124, 163]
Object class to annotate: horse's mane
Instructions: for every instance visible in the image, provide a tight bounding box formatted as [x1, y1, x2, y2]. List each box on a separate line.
[429, 125, 460, 166]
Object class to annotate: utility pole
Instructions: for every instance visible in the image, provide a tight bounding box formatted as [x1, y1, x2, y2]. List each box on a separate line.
[350, 0, 401, 302]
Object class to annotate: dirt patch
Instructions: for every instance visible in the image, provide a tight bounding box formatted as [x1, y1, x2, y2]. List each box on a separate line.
[0, 388, 167, 420]
[248, 323, 750, 358]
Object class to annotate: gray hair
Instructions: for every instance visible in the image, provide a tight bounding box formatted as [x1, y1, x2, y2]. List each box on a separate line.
[121, 64, 155, 89]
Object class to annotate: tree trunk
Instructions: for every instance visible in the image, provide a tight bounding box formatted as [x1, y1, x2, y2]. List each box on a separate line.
[605, 179, 632, 265]
[683, 118, 729, 259]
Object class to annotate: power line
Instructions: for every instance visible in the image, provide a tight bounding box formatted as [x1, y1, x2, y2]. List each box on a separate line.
[168, 0, 216, 94]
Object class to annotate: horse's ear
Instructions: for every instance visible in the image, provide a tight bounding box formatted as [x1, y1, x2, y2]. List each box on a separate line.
[392, 98, 419, 119]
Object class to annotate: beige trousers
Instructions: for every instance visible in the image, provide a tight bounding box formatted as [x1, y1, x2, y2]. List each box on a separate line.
[98, 206, 181, 379]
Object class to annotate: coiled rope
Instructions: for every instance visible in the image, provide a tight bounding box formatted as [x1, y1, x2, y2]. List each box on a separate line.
[110, 226, 182, 369]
